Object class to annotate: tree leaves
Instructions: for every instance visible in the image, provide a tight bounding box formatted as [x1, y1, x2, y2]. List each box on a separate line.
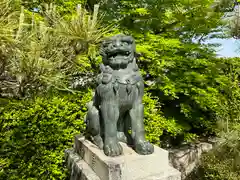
[0, 2, 109, 98]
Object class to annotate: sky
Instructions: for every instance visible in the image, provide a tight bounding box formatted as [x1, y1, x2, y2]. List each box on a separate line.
[212, 5, 240, 58]
[211, 38, 240, 58]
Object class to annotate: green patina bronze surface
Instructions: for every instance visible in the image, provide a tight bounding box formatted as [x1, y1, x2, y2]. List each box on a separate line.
[84, 34, 154, 157]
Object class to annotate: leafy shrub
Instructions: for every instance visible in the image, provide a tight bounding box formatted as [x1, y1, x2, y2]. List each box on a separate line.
[0, 90, 92, 180]
[185, 57, 240, 180]
[190, 127, 240, 180]
[143, 92, 184, 145]
[214, 58, 240, 130]
[0, 2, 109, 98]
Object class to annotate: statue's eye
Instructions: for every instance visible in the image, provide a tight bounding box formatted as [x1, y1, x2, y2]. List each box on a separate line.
[106, 43, 112, 47]
[102, 40, 112, 47]
[122, 41, 129, 46]
[122, 37, 133, 44]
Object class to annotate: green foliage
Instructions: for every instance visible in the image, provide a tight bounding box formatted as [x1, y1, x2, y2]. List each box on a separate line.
[0, 0, 19, 45]
[214, 58, 240, 130]
[143, 92, 183, 145]
[186, 57, 240, 179]
[0, 2, 109, 98]
[1, 4, 77, 97]
[190, 127, 240, 180]
[193, 57, 240, 180]
[0, 90, 92, 180]
[0, 0, 20, 76]
[22, 0, 85, 14]
[96, 0, 226, 39]
[55, 4, 112, 73]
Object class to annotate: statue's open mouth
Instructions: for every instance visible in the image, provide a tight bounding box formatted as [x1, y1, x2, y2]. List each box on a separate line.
[107, 49, 131, 59]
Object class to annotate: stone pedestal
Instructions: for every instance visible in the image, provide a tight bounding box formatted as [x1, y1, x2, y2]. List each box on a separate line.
[65, 135, 181, 180]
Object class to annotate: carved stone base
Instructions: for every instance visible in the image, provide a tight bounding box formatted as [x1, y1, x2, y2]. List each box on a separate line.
[65, 135, 181, 180]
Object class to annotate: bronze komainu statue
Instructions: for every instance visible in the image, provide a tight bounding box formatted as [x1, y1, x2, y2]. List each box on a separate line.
[84, 34, 154, 157]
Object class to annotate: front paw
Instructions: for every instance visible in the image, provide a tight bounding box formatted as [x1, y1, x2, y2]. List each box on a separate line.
[104, 138, 123, 157]
[134, 141, 154, 155]
[93, 135, 103, 150]
[117, 132, 127, 143]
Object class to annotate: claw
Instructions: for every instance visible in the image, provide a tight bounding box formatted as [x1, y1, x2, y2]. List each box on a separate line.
[104, 138, 123, 157]
[134, 141, 154, 155]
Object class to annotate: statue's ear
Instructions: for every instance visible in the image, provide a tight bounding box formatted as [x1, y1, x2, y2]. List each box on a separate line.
[99, 39, 108, 56]
[99, 63, 105, 72]
[133, 59, 139, 71]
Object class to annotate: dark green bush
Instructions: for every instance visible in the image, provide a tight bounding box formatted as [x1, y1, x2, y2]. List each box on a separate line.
[143, 92, 185, 145]
[0, 90, 92, 180]
[198, 152, 240, 180]
[184, 57, 240, 180]
[188, 127, 240, 180]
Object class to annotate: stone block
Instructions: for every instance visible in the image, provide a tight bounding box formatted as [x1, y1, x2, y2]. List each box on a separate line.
[169, 142, 212, 179]
[72, 135, 181, 180]
[65, 149, 100, 180]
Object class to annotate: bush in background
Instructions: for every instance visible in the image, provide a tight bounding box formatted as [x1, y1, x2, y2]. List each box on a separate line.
[0, 1, 109, 98]
[188, 126, 240, 180]
[0, 90, 91, 179]
[186, 57, 240, 179]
